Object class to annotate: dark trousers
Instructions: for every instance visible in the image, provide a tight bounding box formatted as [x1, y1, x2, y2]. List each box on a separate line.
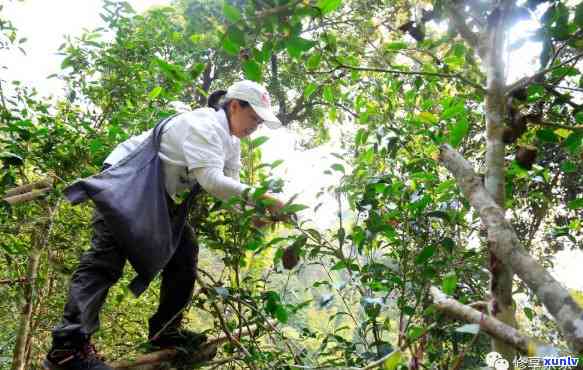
[51, 207, 199, 345]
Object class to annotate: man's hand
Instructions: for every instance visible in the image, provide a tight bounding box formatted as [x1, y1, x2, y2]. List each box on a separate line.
[257, 194, 297, 224]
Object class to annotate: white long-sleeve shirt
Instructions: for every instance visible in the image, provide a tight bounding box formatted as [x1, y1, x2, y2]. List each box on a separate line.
[104, 109, 249, 200]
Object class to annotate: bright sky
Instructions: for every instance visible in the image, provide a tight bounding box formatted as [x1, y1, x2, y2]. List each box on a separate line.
[2, 0, 582, 290]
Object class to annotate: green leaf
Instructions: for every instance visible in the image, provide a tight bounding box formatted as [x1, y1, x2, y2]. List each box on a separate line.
[229, 27, 245, 47]
[449, 119, 470, 147]
[331, 260, 359, 271]
[536, 129, 558, 143]
[323, 86, 334, 103]
[148, 86, 163, 99]
[286, 37, 316, 58]
[407, 326, 425, 340]
[527, 84, 544, 102]
[189, 63, 206, 79]
[415, 245, 435, 264]
[89, 138, 103, 154]
[275, 305, 289, 323]
[441, 103, 465, 120]
[418, 112, 438, 124]
[281, 203, 309, 213]
[317, 0, 342, 14]
[155, 59, 188, 82]
[331, 163, 345, 173]
[567, 198, 583, 210]
[442, 273, 457, 295]
[222, 36, 239, 55]
[251, 136, 269, 147]
[385, 41, 407, 51]
[271, 159, 284, 168]
[223, 3, 242, 23]
[560, 160, 577, 173]
[455, 324, 480, 334]
[383, 351, 401, 370]
[563, 133, 582, 153]
[190, 33, 204, 44]
[576, 112, 583, 124]
[245, 239, 261, 251]
[355, 128, 369, 146]
[242, 60, 262, 81]
[524, 307, 534, 321]
[304, 83, 318, 98]
[306, 53, 321, 70]
[576, 2, 583, 29]
[441, 238, 455, 252]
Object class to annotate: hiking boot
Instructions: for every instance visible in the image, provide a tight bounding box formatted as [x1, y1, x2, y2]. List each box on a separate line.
[149, 327, 208, 349]
[42, 342, 112, 370]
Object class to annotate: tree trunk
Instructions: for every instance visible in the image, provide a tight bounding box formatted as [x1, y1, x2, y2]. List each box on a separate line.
[484, 2, 516, 362]
[11, 201, 59, 370]
[11, 247, 41, 370]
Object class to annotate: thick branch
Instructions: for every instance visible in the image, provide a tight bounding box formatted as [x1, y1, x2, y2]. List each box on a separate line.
[0, 278, 28, 285]
[12, 249, 41, 370]
[505, 52, 583, 96]
[3, 188, 52, 205]
[109, 321, 274, 369]
[430, 287, 539, 353]
[4, 178, 53, 197]
[439, 144, 583, 353]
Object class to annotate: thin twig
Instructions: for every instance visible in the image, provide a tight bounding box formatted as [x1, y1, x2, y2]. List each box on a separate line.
[544, 84, 583, 93]
[333, 63, 486, 92]
[205, 355, 244, 369]
[505, 52, 583, 95]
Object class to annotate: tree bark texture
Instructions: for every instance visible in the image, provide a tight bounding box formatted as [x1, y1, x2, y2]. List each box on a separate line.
[3, 188, 51, 205]
[439, 144, 583, 353]
[11, 248, 41, 370]
[11, 201, 59, 369]
[430, 287, 543, 354]
[4, 178, 53, 197]
[484, 1, 516, 362]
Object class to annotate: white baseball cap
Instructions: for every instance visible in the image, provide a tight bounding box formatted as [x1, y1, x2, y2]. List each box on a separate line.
[225, 80, 282, 129]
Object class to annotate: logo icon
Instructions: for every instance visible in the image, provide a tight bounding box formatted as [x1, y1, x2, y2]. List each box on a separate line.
[486, 352, 509, 370]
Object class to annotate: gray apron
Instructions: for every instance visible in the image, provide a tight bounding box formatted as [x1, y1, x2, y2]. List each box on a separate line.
[64, 116, 200, 297]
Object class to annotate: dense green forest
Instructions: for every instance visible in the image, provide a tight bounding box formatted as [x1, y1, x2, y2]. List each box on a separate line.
[1, 0, 582, 369]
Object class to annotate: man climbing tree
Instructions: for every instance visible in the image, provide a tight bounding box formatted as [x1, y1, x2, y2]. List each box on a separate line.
[43, 80, 291, 370]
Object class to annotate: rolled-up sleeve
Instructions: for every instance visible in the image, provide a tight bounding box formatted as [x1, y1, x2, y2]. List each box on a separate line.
[190, 167, 249, 201]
